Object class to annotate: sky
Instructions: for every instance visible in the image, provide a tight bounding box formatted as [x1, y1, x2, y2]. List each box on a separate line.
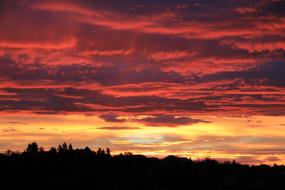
[0, 0, 285, 164]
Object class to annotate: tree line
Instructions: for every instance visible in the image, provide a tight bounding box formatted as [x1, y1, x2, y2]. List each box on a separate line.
[23, 142, 111, 156]
[0, 142, 285, 190]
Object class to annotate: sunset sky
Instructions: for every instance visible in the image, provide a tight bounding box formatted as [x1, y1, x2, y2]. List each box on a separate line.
[0, 0, 285, 164]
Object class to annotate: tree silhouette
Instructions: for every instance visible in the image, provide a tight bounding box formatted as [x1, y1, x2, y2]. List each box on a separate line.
[97, 148, 104, 155]
[68, 144, 73, 151]
[106, 148, 111, 156]
[26, 142, 39, 153]
[49, 147, 57, 153]
[62, 142, 68, 152]
[58, 142, 68, 153]
[1, 142, 285, 190]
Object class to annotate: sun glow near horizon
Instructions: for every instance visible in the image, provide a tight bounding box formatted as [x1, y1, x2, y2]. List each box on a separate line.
[1, 113, 285, 165]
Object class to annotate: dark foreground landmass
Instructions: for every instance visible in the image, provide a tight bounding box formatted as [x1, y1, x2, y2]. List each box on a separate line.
[1, 143, 285, 189]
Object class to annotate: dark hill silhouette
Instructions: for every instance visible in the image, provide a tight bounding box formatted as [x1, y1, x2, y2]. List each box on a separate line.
[0, 142, 284, 189]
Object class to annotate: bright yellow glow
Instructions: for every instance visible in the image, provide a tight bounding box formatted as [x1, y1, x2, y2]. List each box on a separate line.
[0, 113, 285, 165]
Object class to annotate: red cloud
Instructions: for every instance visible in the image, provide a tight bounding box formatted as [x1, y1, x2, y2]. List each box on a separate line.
[225, 40, 285, 53]
[81, 49, 135, 57]
[0, 0, 284, 119]
[30, 1, 262, 40]
[148, 51, 196, 61]
[235, 7, 257, 14]
[0, 38, 77, 50]
[32, 1, 102, 17]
